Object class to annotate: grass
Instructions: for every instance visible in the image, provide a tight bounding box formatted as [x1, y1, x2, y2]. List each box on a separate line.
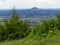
[0, 31, 60, 45]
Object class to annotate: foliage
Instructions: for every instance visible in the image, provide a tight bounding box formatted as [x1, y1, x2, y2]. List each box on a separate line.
[29, 15, 60, 37]
[0, 8, 60, 42]
[0, 8, 30, 41]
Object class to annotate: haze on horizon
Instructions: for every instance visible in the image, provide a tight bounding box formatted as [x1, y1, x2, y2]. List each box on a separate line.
[0, 0, 60, 9]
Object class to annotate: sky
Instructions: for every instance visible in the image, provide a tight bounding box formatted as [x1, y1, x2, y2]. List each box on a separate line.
[0, 0, 60, 9]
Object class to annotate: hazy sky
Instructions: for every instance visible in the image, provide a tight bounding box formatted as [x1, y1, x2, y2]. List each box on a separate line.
[0, 0, 60, 9]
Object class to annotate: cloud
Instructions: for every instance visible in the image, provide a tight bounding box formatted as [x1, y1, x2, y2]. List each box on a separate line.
[34, 0, 60, 9]
[0, 0, 36, 9]
[0, 0, 5, 2]
[0, 0, 59, 9]
[35, 0, 55, 5]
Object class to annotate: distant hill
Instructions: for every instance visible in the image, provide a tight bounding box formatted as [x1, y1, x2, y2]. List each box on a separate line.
[0, 7, 60, 17]
[31, 7, 39, 10]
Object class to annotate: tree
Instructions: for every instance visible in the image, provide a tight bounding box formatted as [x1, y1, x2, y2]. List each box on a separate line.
[0, 7, 30, 41]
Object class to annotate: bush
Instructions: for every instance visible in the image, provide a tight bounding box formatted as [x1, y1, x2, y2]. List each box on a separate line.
[0, 8, 30, 41]
[29, 17, 58, 37]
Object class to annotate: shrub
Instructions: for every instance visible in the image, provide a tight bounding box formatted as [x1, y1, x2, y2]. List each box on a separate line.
[29, 17, 58, 37]
[0, 8, 30, 41]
